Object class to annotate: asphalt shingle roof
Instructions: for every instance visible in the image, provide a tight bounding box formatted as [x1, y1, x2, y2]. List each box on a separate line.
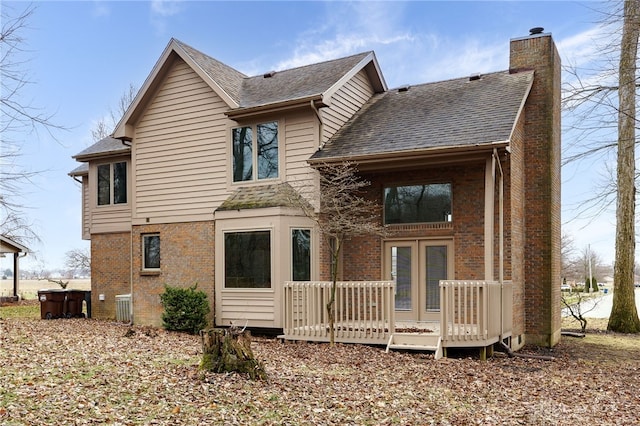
[68, 163, 89, 176]
[72, 137, 130, 161]
[175, 39, 247, 105]
[310, 70, 534, 161]
[216, 183, 310, 211]
[237, 52, 371, 108]
[177, 40, 371, 109]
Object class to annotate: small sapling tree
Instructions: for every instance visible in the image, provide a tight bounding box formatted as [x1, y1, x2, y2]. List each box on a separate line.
[281, 161, 388, 344]
[562, 290, 603, 332]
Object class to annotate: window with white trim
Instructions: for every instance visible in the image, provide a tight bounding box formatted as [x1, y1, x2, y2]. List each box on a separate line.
[384, 183, 452, 224]
[232, 121, 278, 182]
[291, 229, 311, 281]
[142, 234, 160, 270]
[224, 230, 271, 288]
[97, 162, 127, 205]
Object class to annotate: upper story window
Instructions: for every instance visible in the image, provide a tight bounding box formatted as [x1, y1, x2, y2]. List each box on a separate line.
[97, 162, 127, 206]
[232, 121, 278, 182]
[384, 183, 452, 224]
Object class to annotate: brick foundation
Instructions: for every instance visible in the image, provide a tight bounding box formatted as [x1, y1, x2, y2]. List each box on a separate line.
[131, 221, 215, 327]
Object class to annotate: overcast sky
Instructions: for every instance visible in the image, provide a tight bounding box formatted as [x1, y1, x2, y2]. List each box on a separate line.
[1, 0, 616, 272]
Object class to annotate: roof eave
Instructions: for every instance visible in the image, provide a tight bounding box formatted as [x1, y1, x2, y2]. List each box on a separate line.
[68, 169, 88, 178]
[72, 147, 131, 162]
[0, 235, 30, 253]
[309, 140, 510, 168]
[226, 94, 325, 120]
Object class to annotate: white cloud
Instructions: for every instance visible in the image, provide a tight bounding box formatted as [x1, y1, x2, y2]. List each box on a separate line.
[151, 0, 183, 17]
[274, 2, 415, 78]
[149, 0, 183, 34]
[557, 24, 616, 68]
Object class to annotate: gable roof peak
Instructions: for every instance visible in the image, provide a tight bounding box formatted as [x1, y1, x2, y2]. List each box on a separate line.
[266, 51, 373, 76]
[170, 38, 246, 103]
[234, 50, 385, 112]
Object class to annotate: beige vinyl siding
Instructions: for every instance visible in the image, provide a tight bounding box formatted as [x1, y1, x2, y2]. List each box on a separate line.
[82, 176, 90, 240]
[284, 111, 318, 183]
[321, 69, 374, 143]
[133, 59, 231, 224]
[91, 207, 131, 234]
[87, 158, 132, 234]
[218, 293, 276, 327]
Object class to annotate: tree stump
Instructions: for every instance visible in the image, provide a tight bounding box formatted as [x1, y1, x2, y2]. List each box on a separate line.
[199, 328, 267, 380]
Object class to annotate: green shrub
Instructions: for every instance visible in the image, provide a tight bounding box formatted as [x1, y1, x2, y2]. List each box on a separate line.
[160, 284, 210, 334]
[584, 277, 599, 292]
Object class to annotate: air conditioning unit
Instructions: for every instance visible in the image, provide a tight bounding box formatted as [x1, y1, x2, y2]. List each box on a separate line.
[115, 294, 132, 322]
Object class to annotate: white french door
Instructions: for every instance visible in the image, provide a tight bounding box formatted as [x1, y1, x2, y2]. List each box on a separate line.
[384, 240, 453, 321]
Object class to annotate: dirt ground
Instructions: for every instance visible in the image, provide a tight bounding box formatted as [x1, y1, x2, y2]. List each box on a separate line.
[1, 302, 639, 425]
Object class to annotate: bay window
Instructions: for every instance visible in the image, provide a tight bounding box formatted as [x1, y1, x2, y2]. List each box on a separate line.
[291, 229, 311, 281]
[224, 231, 271, 288]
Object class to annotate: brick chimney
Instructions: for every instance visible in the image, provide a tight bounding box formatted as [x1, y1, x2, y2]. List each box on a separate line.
[509, 30, 562, 347]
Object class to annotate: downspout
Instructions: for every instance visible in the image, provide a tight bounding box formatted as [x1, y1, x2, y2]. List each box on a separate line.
[129, 224, 134, 326]
[310, 100, 323, 149]
[120, 135, 134, 326]
[493, 148, 505, 341]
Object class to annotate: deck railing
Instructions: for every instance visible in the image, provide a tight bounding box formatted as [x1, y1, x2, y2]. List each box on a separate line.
[282, 281, 396, 344]
[281, 279, 513, 350]
[440, 280, 513, 347]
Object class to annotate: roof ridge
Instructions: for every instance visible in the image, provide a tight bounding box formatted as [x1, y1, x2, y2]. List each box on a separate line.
[247, 51, 372, 79]
[388, 69, 528, 91]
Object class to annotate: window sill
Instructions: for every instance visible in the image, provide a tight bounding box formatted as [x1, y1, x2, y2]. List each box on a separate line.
[140, 270, 161, 276]
[386, 222, 453, 231]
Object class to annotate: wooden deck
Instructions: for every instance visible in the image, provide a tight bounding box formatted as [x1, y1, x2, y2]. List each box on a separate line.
[280, 280, 513, 359]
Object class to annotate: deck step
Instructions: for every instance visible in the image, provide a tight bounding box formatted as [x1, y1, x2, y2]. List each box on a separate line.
[385, 333, 443, 359]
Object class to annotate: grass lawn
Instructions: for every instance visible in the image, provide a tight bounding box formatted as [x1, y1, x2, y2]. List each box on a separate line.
[1, 302, 639, 425]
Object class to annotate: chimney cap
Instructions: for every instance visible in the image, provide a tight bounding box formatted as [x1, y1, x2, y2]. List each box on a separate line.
[529, 27, 544, 35]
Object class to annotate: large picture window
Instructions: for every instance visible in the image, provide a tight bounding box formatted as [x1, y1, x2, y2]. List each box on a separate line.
[225, 231, 271, 288]
[97, 161, 127, 205]
[232, 121, 278, 182]
[291, 229, 311, 281]
[142, 234, 160, 270]
[384, 183, 452, 224]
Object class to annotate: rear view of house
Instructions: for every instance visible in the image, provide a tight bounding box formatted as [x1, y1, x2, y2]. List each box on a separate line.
[70, 29, 561, 353]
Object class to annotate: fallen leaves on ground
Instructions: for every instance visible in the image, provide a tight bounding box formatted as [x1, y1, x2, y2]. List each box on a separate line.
[1, 317, 639, 425]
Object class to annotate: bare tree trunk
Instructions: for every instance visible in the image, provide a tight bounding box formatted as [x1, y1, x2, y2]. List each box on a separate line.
[609, 0, 640, 333]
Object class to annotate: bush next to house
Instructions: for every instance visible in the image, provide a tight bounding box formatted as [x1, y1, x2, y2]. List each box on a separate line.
[160, 284, 210, 334]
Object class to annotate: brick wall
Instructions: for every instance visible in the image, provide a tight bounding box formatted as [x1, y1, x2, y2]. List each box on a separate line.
[509, 113, 527, 342]
[131, 221, 215, 327]
[91, 232, 131, 319]
[510, 33, 562, 346]
[326, 163, 507, 283]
